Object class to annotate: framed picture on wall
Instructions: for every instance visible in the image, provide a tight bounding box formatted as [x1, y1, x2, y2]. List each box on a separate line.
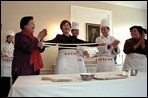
[86, 23, 101, 42]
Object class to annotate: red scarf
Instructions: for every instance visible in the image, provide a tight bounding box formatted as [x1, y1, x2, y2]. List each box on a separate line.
[22, 29, 43, 71]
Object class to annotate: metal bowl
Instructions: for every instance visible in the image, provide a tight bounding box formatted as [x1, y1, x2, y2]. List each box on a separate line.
[80, 73, 95, 81]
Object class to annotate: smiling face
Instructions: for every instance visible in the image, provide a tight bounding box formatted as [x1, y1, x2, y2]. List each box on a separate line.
[130, 28, 140, 39]
[101, 26, 109, 37]
[61, 22, 71, 35]
[71, 29, 79, 37]
[7, 35, 14, 43]
[24, 20, 35, 33]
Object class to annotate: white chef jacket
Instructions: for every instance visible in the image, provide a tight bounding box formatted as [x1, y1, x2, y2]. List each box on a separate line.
[1, 42, 14, 77]
[95, 35, 120, 72]
[95, 35, 120, 57]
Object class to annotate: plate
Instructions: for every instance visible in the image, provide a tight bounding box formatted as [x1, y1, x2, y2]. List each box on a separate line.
[50, 78, 72, 82]
[93, 76, 127, 80]
[93, 72, 129, 80]
[41, 77, 72, 82]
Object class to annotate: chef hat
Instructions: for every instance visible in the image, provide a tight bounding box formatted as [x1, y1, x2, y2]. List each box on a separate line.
[101, 19, 110, 27]
[71, 22, 79, 30]
[7, 30, 14, 36]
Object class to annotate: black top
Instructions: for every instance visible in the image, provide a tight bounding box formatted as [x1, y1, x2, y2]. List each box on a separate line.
[123, 38, 147, 57]
[44, 34, 98, 49]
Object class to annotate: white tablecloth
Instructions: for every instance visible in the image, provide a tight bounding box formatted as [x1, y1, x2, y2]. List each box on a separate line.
[8, 72, 147, 97]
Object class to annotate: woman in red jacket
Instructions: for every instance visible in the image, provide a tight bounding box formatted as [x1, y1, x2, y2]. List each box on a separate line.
[12, 16, 47, 83]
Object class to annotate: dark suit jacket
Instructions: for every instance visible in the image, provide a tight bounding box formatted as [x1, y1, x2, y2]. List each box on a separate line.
[12, 31, 45, 77]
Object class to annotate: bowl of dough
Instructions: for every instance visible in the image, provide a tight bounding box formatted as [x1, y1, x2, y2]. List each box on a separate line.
[80, 73, 95, 81]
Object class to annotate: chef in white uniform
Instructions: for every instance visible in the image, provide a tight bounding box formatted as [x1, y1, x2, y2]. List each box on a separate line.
[71, 22, 89, 73]
[95, 19, 120, 72]
[1, 30, 14, 97]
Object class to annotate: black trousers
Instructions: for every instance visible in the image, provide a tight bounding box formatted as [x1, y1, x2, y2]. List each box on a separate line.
[1, 77, 11, 97]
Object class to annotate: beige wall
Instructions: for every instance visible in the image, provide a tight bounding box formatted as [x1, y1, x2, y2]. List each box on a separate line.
[1, 1, 147, 70]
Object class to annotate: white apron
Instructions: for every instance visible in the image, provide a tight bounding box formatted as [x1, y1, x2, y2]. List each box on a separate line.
[76, 46, 87, 73]
[122, 53, 147, 72]
[96, 56, 115, 72]
[1, 57, 13, 77]
[77, 55, 87, 73]
[1, 42, 14, 77]
[55, 49, 86, 74]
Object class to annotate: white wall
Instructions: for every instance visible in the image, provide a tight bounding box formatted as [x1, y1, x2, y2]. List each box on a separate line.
[71, 5, 112, 40]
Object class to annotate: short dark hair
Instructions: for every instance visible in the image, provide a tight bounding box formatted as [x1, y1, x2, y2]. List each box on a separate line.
[130, 25, 137, 32]
[130, 25, 144, 35]
[20, 16, 33, 30]
[143, 28, 147, 34]
[60, 20, 71, 30]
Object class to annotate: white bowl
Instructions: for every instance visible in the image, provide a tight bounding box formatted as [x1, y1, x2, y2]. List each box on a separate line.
[80, 73, 95, 81]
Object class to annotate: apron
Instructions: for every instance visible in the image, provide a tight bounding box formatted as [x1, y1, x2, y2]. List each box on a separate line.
[96, 56, 115, 72]
[76, 46, 87, 73]
[77, 55, 87, 73]
[122, 53, 147, 72]
[1, 57, 13, 77]
[55, 49, 86, 74]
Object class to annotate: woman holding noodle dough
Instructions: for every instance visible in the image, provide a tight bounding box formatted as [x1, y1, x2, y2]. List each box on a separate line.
[44, 20, 98, 74]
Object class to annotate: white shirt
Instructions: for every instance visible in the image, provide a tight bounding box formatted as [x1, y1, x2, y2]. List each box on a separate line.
[1, 42, 14, 58]
[1, 42, 14, 77]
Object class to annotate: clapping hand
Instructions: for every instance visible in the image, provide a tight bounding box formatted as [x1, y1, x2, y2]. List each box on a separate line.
[37, 41, 44, 48]
[110, 40, 120, 48]
[134, 38, 145, 49]
[37, 29, 47, 41]
[139, 38, 145, 48]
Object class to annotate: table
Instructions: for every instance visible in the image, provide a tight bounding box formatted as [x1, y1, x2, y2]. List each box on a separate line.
[8, 72, 147, 97]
